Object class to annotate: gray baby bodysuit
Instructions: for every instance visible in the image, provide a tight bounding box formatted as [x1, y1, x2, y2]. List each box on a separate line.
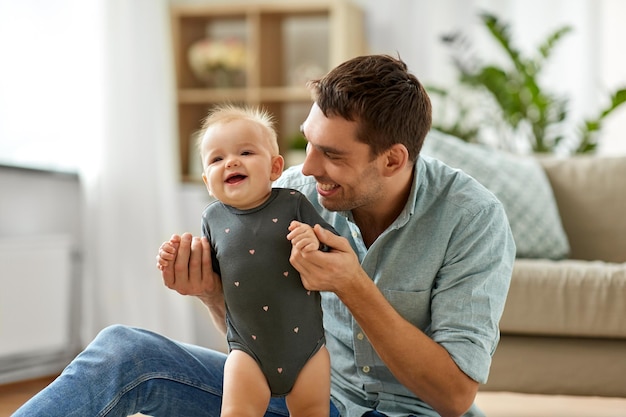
[202, 188, 336, 396]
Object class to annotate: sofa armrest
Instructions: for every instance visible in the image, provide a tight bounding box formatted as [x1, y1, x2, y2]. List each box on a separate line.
[539, 156, 626, 263]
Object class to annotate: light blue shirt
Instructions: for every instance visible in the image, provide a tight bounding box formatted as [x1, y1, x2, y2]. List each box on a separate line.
[274, 155, 515, 417]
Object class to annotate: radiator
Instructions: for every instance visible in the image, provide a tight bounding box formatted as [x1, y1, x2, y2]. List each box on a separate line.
[0, 235, 79, 383]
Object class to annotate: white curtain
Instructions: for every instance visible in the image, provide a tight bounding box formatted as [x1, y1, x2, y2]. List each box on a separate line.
[80, 0, 195, 344]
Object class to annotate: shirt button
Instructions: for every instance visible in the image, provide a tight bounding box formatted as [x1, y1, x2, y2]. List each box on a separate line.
[352, 231, 358, 238]
[356, 332, 365, 340]
[362, 366, 370, 373]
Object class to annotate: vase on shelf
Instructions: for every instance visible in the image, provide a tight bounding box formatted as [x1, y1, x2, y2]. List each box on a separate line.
[187, 37, 246, 88]
[200, 67, 246, 88]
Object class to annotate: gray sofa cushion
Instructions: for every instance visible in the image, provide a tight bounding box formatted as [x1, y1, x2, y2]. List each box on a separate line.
[501, 259, 626, 339]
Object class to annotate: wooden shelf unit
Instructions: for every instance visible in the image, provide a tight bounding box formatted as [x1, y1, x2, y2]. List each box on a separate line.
[170, 1, 366, 181]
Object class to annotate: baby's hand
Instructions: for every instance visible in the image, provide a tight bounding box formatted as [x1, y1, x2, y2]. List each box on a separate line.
[156, 234, 181, 271]
[287, 221, 321, 253]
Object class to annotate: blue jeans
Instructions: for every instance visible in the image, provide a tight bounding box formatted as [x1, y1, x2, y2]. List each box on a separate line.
[13, 325, 341, 417]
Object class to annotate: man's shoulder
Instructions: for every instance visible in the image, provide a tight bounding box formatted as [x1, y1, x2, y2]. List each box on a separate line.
[274, 165, 317, 195]
[418, 155, 503, 213]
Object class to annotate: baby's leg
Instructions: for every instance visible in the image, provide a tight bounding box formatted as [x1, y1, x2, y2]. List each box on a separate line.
[285, 345, 331, 417]
[221, 350, 271, 417]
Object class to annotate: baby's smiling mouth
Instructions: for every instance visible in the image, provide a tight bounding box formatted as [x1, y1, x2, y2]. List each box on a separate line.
[225, 174, 247, 184]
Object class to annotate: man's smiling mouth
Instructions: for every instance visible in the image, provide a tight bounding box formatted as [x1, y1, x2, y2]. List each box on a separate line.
[318, 182, 339, 191]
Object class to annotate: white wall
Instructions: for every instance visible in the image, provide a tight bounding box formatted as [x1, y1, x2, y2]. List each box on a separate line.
[352, 0, 626, 155]
[598, 0, 626, 155]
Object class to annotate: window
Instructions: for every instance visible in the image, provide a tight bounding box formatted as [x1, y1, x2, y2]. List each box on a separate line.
[0, 0, 102, 173]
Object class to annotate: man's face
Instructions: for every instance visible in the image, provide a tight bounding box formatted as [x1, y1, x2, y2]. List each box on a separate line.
[300, 103, 386, 213]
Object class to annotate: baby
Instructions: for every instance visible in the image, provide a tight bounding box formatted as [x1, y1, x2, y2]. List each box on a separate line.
[159, 104, 334, 417]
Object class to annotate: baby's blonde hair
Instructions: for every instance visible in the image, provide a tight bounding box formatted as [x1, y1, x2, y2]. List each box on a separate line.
[197, 104, 279, 157]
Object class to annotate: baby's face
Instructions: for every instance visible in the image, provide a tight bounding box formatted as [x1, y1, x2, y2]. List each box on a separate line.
[200, 119, 282, 209]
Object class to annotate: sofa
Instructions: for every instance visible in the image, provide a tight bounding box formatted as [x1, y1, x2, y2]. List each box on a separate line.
[422, 131, 626, 398]
[483, 155, 626, 398]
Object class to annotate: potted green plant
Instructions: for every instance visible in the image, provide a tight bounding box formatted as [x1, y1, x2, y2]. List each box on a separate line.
[429, 11, 626, 154]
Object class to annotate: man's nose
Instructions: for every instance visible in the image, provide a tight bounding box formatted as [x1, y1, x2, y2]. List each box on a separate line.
[301, 144, 320, 177]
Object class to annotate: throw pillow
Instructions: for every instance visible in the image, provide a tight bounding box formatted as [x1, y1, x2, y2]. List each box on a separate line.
[539, 155, 626, 263]
[421, 130, 570, 259]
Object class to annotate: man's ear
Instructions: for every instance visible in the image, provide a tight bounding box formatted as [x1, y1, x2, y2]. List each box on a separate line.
[382, 144, 409, 177]
[270, 155, 285, 181]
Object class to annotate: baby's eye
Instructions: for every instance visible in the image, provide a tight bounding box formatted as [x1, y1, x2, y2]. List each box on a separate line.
[209, 156, 223, 164]
[241, 150, 254, 156]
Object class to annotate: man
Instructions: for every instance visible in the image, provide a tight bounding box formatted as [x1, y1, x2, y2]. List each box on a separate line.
[14, 55, 514, 417]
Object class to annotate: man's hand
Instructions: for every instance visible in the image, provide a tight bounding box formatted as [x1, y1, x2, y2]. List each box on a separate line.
[156, 233, 222, 304]
[289, 224, 364, 294]
[157, 233, 227, 334]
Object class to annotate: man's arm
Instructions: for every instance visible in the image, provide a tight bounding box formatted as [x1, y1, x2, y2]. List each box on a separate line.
[336, 272, 477, 417]
[290, 225, 478, 417]
[157, 233, 227, 335]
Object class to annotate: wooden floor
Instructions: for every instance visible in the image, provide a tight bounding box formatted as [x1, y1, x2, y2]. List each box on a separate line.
[2, 375, 626, 417]
[0, 375, 57, 416]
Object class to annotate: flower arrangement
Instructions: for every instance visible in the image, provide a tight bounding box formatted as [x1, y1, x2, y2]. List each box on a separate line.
[187, 37, 247, 87]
